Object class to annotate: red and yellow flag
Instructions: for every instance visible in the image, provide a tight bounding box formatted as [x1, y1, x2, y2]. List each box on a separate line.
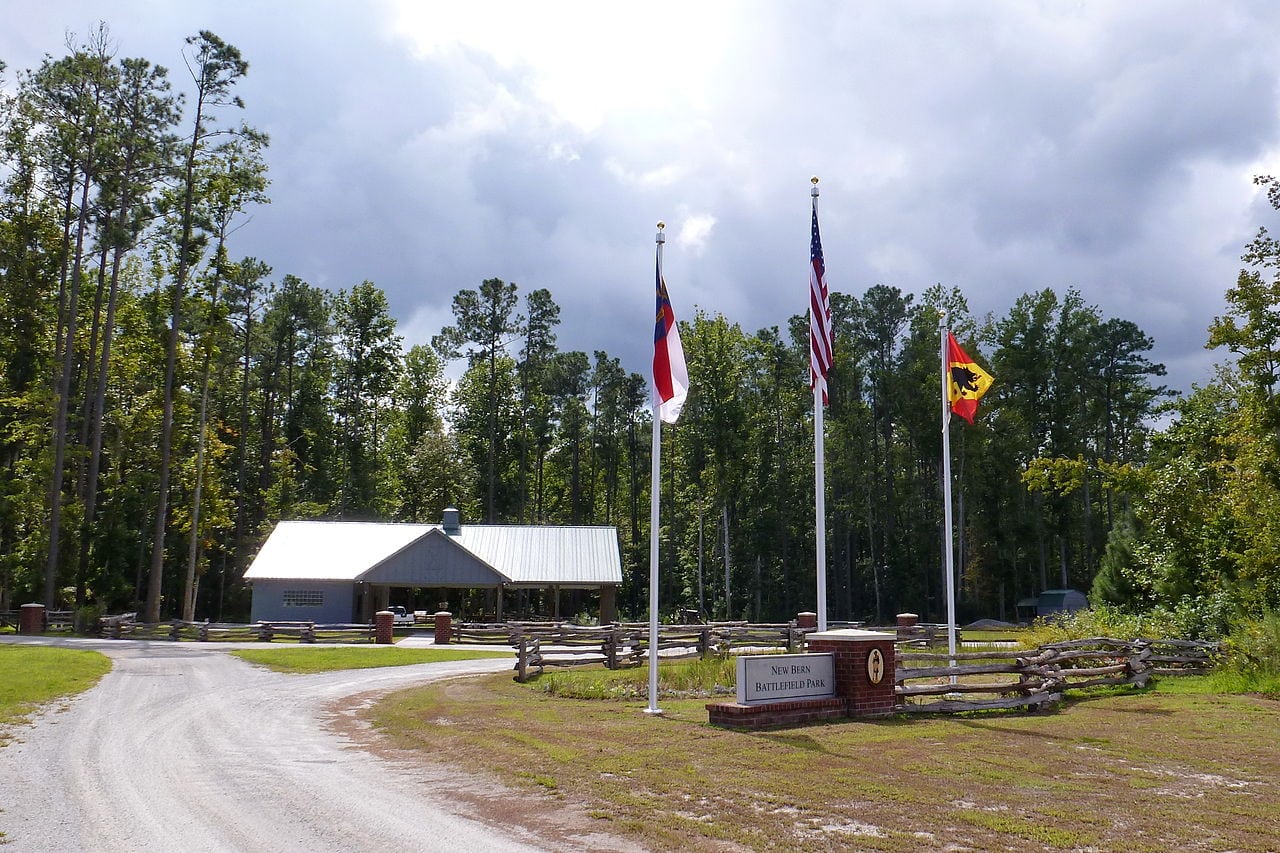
[946, 332, 993, 425]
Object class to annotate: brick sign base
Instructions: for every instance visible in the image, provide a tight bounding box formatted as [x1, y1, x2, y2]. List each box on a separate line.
[706, 697, 846, 730]
[707, 629, 896, 729]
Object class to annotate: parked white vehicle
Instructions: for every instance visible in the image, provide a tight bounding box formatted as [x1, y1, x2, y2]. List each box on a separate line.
[387, 605, 414, 626]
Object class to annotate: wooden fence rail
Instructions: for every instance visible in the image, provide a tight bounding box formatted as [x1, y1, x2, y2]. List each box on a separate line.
[515, 637, 543, 681]
[510, 624, 642, 678]
[452, 622, 514, 644]
[83, 616, 1223, 713]
[1, 609, 75, 631]
[885, 622, 962, 647]
[507, 621, 813, 682]
[98, 615, 375, 643]
[896, 637, 1219, 713]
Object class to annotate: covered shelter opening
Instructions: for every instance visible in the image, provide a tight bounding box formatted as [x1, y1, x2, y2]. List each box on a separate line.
[1015, 588, 1089, 623]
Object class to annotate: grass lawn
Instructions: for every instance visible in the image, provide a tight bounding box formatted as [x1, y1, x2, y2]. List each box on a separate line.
[230, 645, 510, 674]
[367, 665, 1280, 852]
[0, 645, 112, 737]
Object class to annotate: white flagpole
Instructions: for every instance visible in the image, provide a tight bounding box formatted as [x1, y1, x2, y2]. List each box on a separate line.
[646, 224, 666, 716]
[812, 180, 828, 633]
[814, 387, 827, 632]
[940, 316, 958, 682]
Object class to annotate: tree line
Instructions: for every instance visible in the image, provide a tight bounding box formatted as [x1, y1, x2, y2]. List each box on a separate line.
[3, 28, 1277, 626]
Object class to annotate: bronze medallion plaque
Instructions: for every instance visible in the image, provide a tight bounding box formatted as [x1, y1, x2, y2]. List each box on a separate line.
[866, 647, 885, 685]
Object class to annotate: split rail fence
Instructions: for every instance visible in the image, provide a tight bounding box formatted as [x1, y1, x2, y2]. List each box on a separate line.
[98, 614, 374, 643]
[895, 637, 1219, 713]
[1, 609, 75, 632]
[507, 621, 815, 682]
[16, 613, 1223, 719]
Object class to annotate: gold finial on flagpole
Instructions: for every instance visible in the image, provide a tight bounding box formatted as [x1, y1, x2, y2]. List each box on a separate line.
[811, 175, 820, 198]
[656, 221, 665, 244]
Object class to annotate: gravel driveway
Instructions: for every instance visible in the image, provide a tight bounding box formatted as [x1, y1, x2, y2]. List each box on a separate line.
[0, 637, 552, 852]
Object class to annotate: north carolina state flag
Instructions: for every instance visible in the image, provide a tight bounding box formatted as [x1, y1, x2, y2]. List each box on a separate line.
[652, 257, 688, 424]
[947, 332, 993, 425]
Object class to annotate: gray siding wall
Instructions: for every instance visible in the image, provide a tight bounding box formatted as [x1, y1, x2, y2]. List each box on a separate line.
[250, 580, 357, 624]
[361, 532, 506, 586]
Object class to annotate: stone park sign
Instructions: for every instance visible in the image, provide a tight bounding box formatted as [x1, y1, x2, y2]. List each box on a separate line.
[736, 653, 836, 704]
[709, 629, 898, 729]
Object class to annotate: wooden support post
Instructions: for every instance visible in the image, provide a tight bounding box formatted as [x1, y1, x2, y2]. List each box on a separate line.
[605, 627, 618, 670]
[598, 585, 617, 624]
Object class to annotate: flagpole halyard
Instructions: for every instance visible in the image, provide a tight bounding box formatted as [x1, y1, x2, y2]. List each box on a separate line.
[940, 314, 958, 684]
[646, 222, 666, 716]
[941, 323, 994, 688]
[646, 401, 663, 715]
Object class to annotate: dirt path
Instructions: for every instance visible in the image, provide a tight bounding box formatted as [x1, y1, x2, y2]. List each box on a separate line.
[0, 637, 581, 852]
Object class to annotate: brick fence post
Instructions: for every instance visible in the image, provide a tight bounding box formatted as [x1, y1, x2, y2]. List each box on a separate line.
[19, 603, 45, 635]
[433, 611, 452, 645]
[375, 610, 395, 644]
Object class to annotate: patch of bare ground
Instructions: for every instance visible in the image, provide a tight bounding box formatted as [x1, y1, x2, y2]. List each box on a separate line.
[347, 675, 1280, 852]
[328, 686, 656, 853]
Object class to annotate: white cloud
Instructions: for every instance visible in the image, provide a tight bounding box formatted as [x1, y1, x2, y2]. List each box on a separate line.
[386, 0, 732, 133]
[675, 213, 717, 255]
[5, 0, 1280, 394]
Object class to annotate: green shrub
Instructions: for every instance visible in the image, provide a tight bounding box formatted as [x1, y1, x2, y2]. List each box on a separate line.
[1023, 595, 1236, 646]
[1023, 604, 1169, 645]
[1192, 611, 1280, 698]
[533, 655, 738, 700]
[1162, 593, 1237, 639]
[75, 603, 105, 634]
[1220, 612, 1280, 677]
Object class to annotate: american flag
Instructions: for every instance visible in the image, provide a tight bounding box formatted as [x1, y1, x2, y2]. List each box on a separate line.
[809, 202, 834, 404]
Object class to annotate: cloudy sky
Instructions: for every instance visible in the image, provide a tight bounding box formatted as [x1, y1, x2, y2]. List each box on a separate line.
[6, 1, 1280, 393]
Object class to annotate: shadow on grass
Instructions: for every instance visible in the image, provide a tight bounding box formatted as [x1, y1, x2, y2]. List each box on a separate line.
[752, 732, 832, 753]
[1093, 703, 1177, 716]
[953, 717, 1071, 742]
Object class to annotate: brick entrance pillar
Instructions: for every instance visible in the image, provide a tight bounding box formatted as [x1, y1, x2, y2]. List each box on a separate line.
[806, 629, 897, 717]
[19, 603, 46, 635]
[374, 610, 394, 644]
[434, 611, 452, 645]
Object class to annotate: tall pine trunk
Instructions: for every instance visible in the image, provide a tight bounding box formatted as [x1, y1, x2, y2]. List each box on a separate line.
[146, 87, 205, 621]
[146, 32, 247, 620]
[45, 170, 93, 607]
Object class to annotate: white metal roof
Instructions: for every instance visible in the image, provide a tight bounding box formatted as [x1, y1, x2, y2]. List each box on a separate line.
[243, 521, 431, 581]
[455, 525, 622, 586]
[244, 520, 622, 586]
